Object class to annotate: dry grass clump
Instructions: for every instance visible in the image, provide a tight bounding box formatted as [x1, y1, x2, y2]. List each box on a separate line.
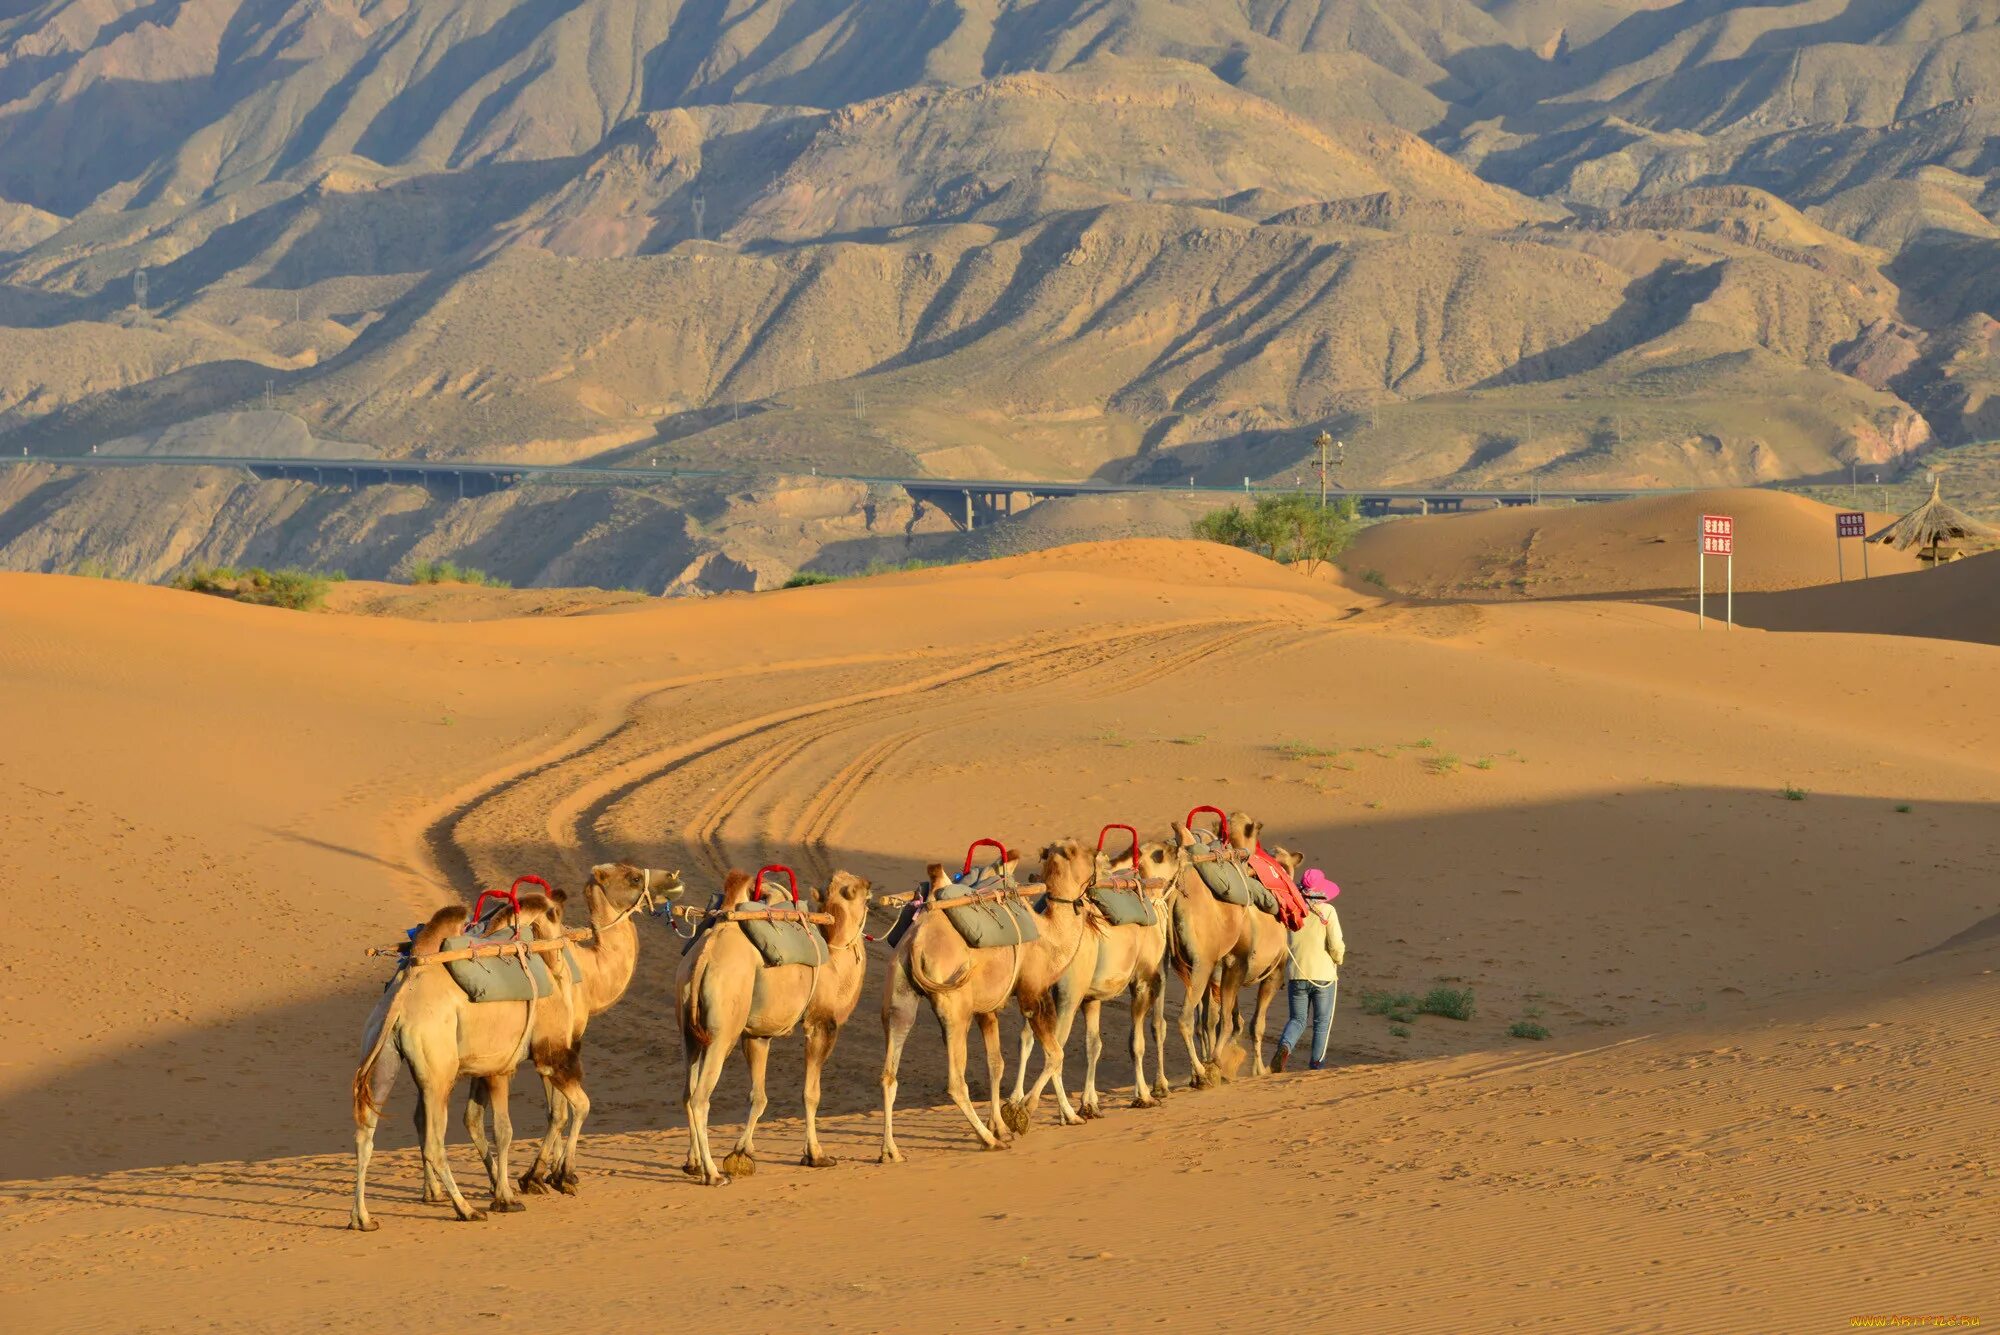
[173, 565, 343, 611]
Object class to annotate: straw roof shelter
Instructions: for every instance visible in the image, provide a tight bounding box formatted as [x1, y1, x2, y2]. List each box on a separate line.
[1867, 477, 1996, 564]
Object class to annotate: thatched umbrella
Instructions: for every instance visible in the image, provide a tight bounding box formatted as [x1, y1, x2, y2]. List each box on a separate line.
[1867, 477, 1996, 564]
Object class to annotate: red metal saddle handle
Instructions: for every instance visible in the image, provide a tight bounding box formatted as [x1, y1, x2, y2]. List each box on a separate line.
[469, 874, 553, 929]
[752, 865, 798, 903]
[1097, 824, 1141, 865]
[1185, 806, 1230, 841]
[961, 839, 1010, 878]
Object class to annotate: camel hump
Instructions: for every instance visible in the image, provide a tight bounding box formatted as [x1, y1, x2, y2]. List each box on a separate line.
[409, 906, 467, 955]
[718, 870, 755, 912]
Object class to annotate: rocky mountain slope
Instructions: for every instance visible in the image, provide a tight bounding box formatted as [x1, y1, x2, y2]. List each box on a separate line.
[0, 0, 1997, 580]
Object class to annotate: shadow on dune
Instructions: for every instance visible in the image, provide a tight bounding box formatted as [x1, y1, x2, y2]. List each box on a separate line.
[6, 787, 1998, 1182]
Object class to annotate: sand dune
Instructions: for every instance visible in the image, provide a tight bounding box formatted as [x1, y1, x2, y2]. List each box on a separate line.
[1347, 489, 1926, 599]
[1720, 550, 2000, 646]
[3, 533, 1995, 1329]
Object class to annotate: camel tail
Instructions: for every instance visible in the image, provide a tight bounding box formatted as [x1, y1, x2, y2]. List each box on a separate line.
[352, 975, 407, 1127]
[681, 943, 714, 1049]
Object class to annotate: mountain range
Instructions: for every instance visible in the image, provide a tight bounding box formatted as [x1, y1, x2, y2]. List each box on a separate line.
[0, 0, 1995, 491]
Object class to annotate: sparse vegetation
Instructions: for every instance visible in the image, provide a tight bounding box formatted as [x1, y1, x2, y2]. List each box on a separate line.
[405, 559, 509, 588]
[1781, 784, 1808, 802]
[1192, 494, 1360, 574]
[172, 564, 342, 611]
[1388, 1024, 1411, 1039]
[1894, 803, 1913, 814]
[1276, 740, 1342, 760]
[1508, 1019, 1550, 1041]
[1417, 985, 1475, 1022]
[1471, 757, 1496, 771]
[1425, 753, 1461, 775]
[1168, 734, 1206, 747]
[66, 557, 119, 579]
[783, 571, 842, 588]
[1361, 990, 1419, 1024]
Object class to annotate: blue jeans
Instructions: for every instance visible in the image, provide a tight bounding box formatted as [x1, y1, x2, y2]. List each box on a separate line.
[1278, 978, 1336, 1067]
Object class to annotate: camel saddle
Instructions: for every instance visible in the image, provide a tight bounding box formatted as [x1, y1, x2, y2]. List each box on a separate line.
[934, 866, 1040, 949]
[1190, 831, 1284, 920]
[1085, 878, 1157, 928]
[739, 912, 828, 969]
[1250, 848, 1308, 930]
[439, 924, 566, 1003]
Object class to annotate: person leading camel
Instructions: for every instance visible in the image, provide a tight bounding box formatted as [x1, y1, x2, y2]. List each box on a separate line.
[1272, 869, 1344, 1072]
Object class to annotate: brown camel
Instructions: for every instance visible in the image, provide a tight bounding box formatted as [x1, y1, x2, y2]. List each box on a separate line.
[350, 892, 579, 1230]
[1166, 809, 1285, 1086]
[879, 841, 1093, 1161]
[678, 868, 873, 1185]
[510, 862, 681, 1195]
[1209, 818, 1292, 1077]
[1007, 832, 1175, 1125]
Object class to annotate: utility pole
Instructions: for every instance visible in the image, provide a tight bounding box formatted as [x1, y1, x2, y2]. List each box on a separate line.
[1311, 432, 1345, 508]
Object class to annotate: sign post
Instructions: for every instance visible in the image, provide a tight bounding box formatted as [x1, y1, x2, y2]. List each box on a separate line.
[1835, 511, 1868, 580]
[1699, 514, 1734, 629]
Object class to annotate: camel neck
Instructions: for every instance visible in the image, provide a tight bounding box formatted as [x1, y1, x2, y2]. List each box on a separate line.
[578, 885, 641, 1011]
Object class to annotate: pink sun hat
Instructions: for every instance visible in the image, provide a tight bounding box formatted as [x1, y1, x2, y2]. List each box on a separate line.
[1299, 868, 1339, 900]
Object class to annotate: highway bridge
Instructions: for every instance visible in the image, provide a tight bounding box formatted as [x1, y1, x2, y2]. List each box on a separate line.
[10, 452, 1688, 526]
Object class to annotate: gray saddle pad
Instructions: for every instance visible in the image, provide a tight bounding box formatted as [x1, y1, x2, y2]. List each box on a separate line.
[741, 915, 828, 968]
[1191, 836, 1282, 917]
[1087, 885, 1157, 927]
[936, 869, 1040, 948]
[440, 926, 560, 1002]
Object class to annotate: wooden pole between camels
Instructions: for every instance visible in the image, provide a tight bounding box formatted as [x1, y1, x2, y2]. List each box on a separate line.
[364, 937, 574, 965]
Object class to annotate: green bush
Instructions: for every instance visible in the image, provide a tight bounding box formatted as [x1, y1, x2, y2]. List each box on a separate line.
[1508, 1020, 1550, 1041]
[1191, 494, 1360, 574]
[1417, 985, 1475, 1022]
[1360, 990, 1418, 1024]
[405, 559, 509, 588]
[173, 564, 339, 611]
[783, 571, 842, 588]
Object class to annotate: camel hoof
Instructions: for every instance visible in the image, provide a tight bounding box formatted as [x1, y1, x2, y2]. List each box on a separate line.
[704, 1172, 733, 1187]
[1131, 1097, 1156, 1110]
[555, 1173, 579, 1196]
[681, 1161, 702, 1178]
[1152, 1080, 1171, 1101]
[802, 1152, 839, 1169]
[488, 1199, 526, 1214]
[421, 1188, 446, 1206]
[348, 1217, 379, 1233]
[880, 1148, 903, 1165]
[721, 1152, 757, 1179]
[458, 1208, 488, 1223]
[517, 1174, 552, 1195]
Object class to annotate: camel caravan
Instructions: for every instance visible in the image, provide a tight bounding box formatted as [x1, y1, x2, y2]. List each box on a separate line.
[349, 808, 1338, 1228]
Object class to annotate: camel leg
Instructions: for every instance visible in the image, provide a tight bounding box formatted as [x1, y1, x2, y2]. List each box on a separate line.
[1126, 978, 1155, 1108]
[464, 1079, 495, 1196]
[1247, 971, 1283, 1078]
[1176, 957, 1217, 1088]
[415, 1090, 446, 1204]
[723, 1036, 770, 1178]
[518, 1073, 565, 1194]
[549, 1053, 590, 1195]
[943, 1008, 1002, 1151]
[419, 1068, 483, 1222]
[348, 1044, 399, 1232]
[801, 1020, 841, 1168]
[879, 966, 920, 1164]
[1016, 986, 1083, 1127]
[1080, 998, 1104, 1117]
[683, 1032, 734, 1187]
[483, 1077, 526, 1213]
[1150, 975, 1172, 1101]
[1010, 1019, 1036, 1107]
[978, 1010, 1014, 1143]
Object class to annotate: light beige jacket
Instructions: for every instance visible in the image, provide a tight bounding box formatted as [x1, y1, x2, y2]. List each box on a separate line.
[1286, 902, 1345, 985]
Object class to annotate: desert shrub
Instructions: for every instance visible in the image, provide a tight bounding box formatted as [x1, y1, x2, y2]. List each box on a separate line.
[67, 557, 119, 579]
[1360, 990, 1418, 1023]
[1508, 1019, 1550, 1041]
[1191, 494, 1359, 574]
[173, 564, 337, 611]
[1780, 784, 1808, 801]
[783, 571, 842, 588]
[406, 558, 509, 588]
[1417, 985, 1475, 1021]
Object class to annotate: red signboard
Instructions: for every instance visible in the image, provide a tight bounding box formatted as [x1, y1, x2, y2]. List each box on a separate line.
[1836, 511, 1866, 539]
[1700, 513, 1734, 556]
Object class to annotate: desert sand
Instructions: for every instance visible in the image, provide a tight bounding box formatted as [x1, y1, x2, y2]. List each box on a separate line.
[2, 505, 1995, 1331]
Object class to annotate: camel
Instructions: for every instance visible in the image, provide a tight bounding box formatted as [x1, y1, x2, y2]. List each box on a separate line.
[1210, 830, 1295, 1077]
[1166, 809, 1287, 1086]
[879, 841, 1093, 1161]
[677, 868, 873, 1185]
[508, 862, 681, 1195]
[349, 891, 579, 1230]
[1006, 833, 1175, 1126]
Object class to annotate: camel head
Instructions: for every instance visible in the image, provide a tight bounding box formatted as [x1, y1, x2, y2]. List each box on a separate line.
[818, 870, 873, 943]
[1039, 838, 1094, 893]
[588, 862, 686, 921]
[1269, 846, 1304, 879]
[1133, 839, 1177, 887]
[1226, 812, 1260, 853]
[508, 892, 564, 939]
[924, 863, 952, 895]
